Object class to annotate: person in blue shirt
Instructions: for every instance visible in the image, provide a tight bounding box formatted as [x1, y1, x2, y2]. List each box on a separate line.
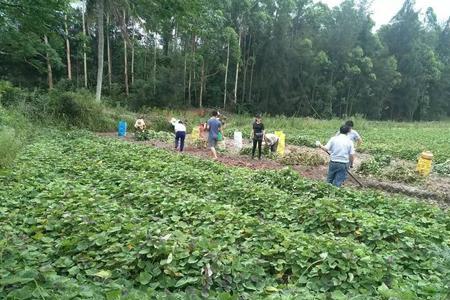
[206, 111, 222, 159]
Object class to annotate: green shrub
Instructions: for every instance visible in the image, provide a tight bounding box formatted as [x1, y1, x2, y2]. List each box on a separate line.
[134, 129, 174, 142]
[129, 79, 153, 110]
[0, 81, 25, 107]
[358, 154, 420, 183]
[49, 91, 120, 131]
[0, 127, 21, 168]
[383, 163, 422, 183]
[433, 160, 450, 177]
[279, 150, 326, 166]
[358, 154, 392, 176]
[54, 79, 78, 92]
[0, 105, 33, 137]
[149, 115, 174, 132]
[288, 135, 315, 147]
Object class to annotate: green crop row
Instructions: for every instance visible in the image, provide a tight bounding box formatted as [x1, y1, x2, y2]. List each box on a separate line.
[0, 131, 449, 299]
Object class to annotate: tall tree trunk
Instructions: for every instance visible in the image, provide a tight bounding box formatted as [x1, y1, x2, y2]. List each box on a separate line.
[183, 39, 187, 105]
[192, 35, 197, 103]
[95, 0, 104, 102]
[143, 49, 147, 80]
[188, 34, 194, 106]
[131, 19, 135, 85]
[131, 43, 134, 86]
[123, 10, 129, 96]
[248, 53, 255, 103]
[188, 66, 192, 106]
[44, 35, 53, 90]
[188, 56, 192, 106]
[241, 34, 252, 102]
[223, 41, 230, 108]
[75, 52, 79, 86]
[106, 13, 112, 90]
[199, 59, 205, 108]
[345, 85, 351, 117]
[153, 35, 157, 95]
[233, 30, 241, 104]
[64, 15, 72, 80]
[82, 2, 88, 88]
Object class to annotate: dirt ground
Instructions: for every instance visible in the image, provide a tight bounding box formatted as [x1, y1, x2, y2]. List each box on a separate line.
[97, 132, 450, 209]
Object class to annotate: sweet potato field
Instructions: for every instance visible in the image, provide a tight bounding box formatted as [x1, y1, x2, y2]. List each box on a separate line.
[0, 132, 449, 299]
[220, 115, 450, 164]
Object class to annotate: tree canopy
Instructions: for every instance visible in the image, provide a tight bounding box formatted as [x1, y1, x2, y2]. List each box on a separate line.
[1, 0, 450, 120]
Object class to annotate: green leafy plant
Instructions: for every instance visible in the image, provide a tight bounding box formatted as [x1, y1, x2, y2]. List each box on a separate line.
[0, 132, 448, 298]
[239, 146, 276, 159]
[434, 160, 450, 176]
[149, 115, 174, 133]
[358, 154, 392, 176]
[134, 129, 174, 142]
[0, 127, 21, 168]
[383, 163, 422, 183]
[278, 150, 326, 166]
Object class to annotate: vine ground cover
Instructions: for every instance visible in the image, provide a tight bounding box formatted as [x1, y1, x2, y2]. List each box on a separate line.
[0, 131, 449, 299]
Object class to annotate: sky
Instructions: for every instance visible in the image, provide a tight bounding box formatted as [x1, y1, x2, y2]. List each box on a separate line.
[315, 0, 450, 28]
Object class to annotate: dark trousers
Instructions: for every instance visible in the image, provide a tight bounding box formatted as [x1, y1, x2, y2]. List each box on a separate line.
[175, 131, 186, 151]
[270, 140, 279, 153]
[252, 139, 262, 159]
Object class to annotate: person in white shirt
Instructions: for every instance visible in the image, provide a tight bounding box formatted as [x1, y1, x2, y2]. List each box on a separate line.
[319, 125, 355, 187]
[134, 117, 146, 132]
[344, 120, 362, 147]
[174, 120, 187, 152]
[264, 133, 279, 153]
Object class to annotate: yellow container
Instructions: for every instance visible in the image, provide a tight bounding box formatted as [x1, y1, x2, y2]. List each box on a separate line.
[190, 127, 200, 142]
[275, 131, 286, 157]
[416, 151, 433, 176]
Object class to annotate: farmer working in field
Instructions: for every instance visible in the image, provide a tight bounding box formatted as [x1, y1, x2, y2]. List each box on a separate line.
[264, 133, 279, 153]
[174, 120, 187, 152]
[134, 116, 146, 132]
[206, 111, 222, 159]
[251, 114, 265, 159]
[318, 125, 355, 187]
[342, 120, 362, 147]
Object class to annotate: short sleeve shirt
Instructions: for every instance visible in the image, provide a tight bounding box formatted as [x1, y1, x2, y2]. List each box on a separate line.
[207, 118, 221, 139]
[348, 130, 361, 143]
[325, 134, 355, 163]
[174, 122, 186, 132]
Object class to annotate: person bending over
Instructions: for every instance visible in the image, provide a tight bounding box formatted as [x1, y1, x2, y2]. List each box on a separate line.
[174, 120, 186, 152]
[264, 133, 279, 153]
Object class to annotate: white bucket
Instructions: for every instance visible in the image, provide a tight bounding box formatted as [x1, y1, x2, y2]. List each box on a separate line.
[234, 131, 243, 150]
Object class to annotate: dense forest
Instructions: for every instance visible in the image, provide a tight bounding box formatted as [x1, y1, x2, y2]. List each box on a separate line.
[1, 0, 450, 120]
